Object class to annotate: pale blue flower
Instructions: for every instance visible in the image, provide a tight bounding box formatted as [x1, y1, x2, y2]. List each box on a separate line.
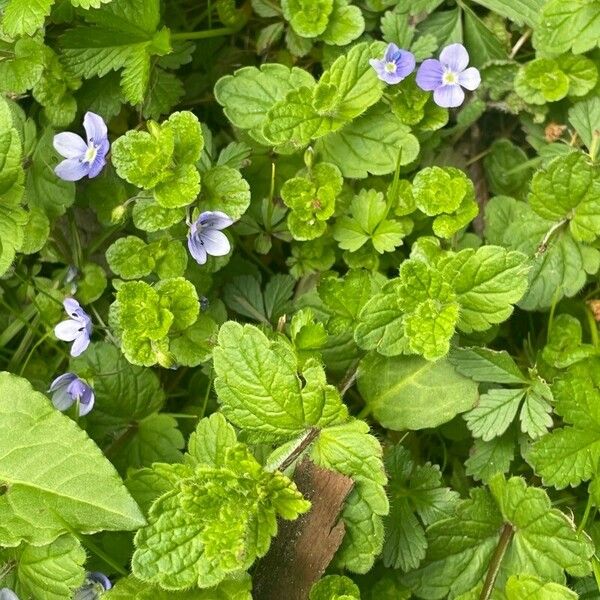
[49, 373, 95, 416]
[53, 112, 109, 181]
[369, 43, 416, 84]
[187, 211, 233, 265]
[0, 589, 19, 600]
[416, 43, 481, 108]
[73, 572, 112, 600]
[54, 298, 92, 357]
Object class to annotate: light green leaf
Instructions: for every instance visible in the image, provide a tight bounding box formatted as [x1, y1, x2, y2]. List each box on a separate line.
[569, 97, 600, 149]
[132, 444, 310, 589]
[213, 322, 347, 441]
[320, 0, 365, 46]
[533, 0, 600, 56]
[438, 246, 529, 333]
[0, 37, 45, 94]
[357, 353, 478, 430]
[214, 64, 315, 145]
[543, 313, 599, 368]
[1, 0, 55, 38]
[155, 277, 199, 331]
[558, 53, 598, 97]
[0, 372, 145, 546]
[504, 575, 578, 599]
[186, 413, 238, 468]
[465, 434, 515, 483]
[310, 420, 388, 573]
[281, 0, 334, 37]
[107, 236, 154, 279]
[464, 388, 525, 441]
[132, 199, 186, 232]
[529, 359, 600, 488]
[200, 165, 250, 220]
[316, 106, 419, 178]
[310, 575, 360, 600]
[471, 0, 544, 27]
[154, 163, 200, 208]
[448, 347, 527, 384]
[170, 315, 219, 367]
[514, 58, 569, 104]
[0, 535, 85, 600]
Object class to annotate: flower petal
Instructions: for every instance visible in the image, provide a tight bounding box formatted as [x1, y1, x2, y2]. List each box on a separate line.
[201, 229, 231, 257]
[83, 111, 108, 145]
[416, 59, 444, 91]
[53, 132, 87, 159]
[384, 42, 401, 62]
[55, 319, 83, 342]
[63, 297, 81, 316]
[49, 372, 76, 392]
[79, 390, 95, 416]
[395, 49, 416, 79]
[55, 158, 89, 182]
[198, 211, 234, 230]
[433, 84, 465, 108]
[188, 234, 208, 265]
[439, 43, 470, 72]
[459, 66, 481, 91]
[70, 333, 91, 357]
[52, 387, 74, 411]
[87, 154, 107, 178]
[369, 58, 388, 81]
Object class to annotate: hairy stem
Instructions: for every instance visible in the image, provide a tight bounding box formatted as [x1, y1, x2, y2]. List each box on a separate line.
[479, 523, 514, 600]
[278, 428, 320, 472]
[171, 27, 236, 41]
[578, 493, 594, 533]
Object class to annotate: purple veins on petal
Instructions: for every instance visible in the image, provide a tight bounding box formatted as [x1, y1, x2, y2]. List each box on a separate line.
[54, 298, 92, 357]
[416, 43, 480, 108]
[188, 210, 234, 265]
[49, 373, 95, 416]
[370, 42, 416, 85]
[53, 111, 110, 181]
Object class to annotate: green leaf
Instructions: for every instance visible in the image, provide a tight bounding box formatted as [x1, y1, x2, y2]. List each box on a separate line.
[558, 53, 598, 97]
[528, 359, 600, 489]
[132, 199, 186, 232]
[170, 315, 219, 367]
[514, 58, 570, 104]
[470, 0, 544, 27]
[155, 277, 199, 331]
[60, 0, 172, 105]
[529, 152, 600, 243]
[316, 106, 419, 178]
[357, 353, 478, 430]
[438, 246, 529, 333]
[533, 0, 600, 56]
[484, 139, 532, 198]
[0, 372, 145, 546]
[132, 443, 310, 589]
[186, 413, 238, 468]
[462, 7, 506, 66]
[1, 0, 55, 38]
[569, 97, 600, 150]
[383, 446, 458, 572]
[310, 420, 388, 573]
[504, 575, 578, 599]
[213, 322, 347, 441]
[0, 37, 45, 94]
[448, 347, 527, 384]
[107, 236, 154, 279]
[543, 313, 600, 368]
[403, 475, 593, 599]
[200, 165, 250, 220]
[320, 0, 365, 46]
[465, 435, 515, 483]
[264, 42, 385, 149]
[214, 64, 315, 146]
[310, 575, 360, 600]
[464, 388, 526, 441]
[0, 535, 85, 600]
[281, 0, 334, 37]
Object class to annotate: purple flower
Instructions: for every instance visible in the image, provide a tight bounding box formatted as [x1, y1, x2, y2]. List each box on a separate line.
[74, 572, 112, 600]
[416, 43, 481, 108]
[53, 112, 109, 181]
[54, 298, 92, 357]
[187, 211, 234, 265]
[369, 43, 416, 84]
[49, 373, 95, 416]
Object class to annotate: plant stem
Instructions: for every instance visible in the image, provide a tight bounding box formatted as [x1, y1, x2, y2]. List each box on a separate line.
[509, 29, 532, 59]
[578, 493, 594, 533]
[536, 218, 568, 256]
[171, 27, 236, 41]
[199, 369, 213, 419]
[479, 523, 514, 600]
[79, 535, 128, 576]
[586, 307, 600, 347]
[277, 428, 320, 472]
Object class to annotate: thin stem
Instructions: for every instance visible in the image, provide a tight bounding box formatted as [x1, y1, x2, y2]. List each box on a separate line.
[199, 369, 213, 419]
[465, 148, 491, 166]
[356, 405, 371, 420]
[171, 27, 236, 41]
[547, 288, 561, 342]
[509, 29, 532, 59]
[338, 358, 360, 396]
[0, 560, 16, 580]
[586, 307, 600, 348]
[590, 130, 600, 162]
[103, 423, 139, 459]
[536, 218, 569, 256]
[79, 535, 128, 576]
[479, 523, 515, 600]
[163, 412, 200, 420]
[277, 427, 320, 472]
[578, 493, 594, 533]
[19, 330, 53, 376]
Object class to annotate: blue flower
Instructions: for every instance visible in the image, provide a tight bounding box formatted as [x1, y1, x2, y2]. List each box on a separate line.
[73, 572, 112, 600]
[53, 112, 110, 181]
[54, 298, 92, 357]
[369, 43, 416, 84]
[0, 589, 19, 600]
[49, 373, 95, 416]
[187, 211, 234, 265]
[416, 43, 481, 108]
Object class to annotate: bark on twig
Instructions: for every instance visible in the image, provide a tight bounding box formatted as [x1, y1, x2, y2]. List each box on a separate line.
[253, 459, 354, 600]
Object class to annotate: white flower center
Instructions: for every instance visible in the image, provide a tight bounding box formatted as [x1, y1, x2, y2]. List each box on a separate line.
[384, 61, 397, 73]
[442, 70, 458, 85]
[84, 144, 98, 164]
